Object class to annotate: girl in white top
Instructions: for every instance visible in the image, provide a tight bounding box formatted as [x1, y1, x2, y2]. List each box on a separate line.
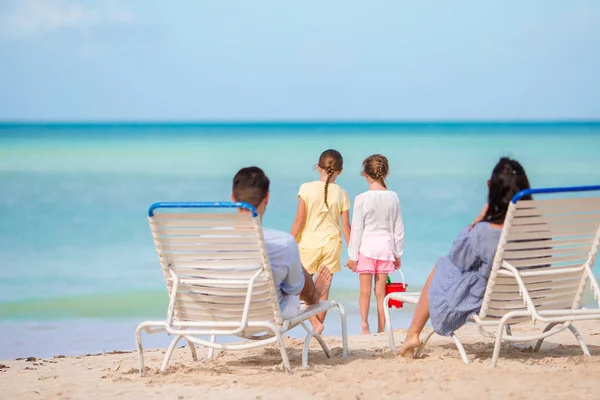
[346, 154, 404, 334]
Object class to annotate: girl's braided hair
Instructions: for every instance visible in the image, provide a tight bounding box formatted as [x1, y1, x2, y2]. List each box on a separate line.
[318, 149, 344, 209]
[362, 154, 389, 188]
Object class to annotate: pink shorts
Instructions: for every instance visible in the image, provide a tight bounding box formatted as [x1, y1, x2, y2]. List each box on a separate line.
[355, 253, 395, 274]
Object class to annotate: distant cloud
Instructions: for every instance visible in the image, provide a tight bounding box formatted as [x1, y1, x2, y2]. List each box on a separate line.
[0, 0, 133, 38]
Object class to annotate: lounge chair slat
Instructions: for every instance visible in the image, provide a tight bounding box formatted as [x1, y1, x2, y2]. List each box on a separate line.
[156, 219, 255, 227]
[158, 229, 257, 236]
[506, 230, 595, 241]
[159, 237, 259, 244]
[165, 260, 264, 268]
[175, 308, 275, 322]
[158, 229, 259, 235]
[175, 291, 272, 305]
[175, 298, 273, 312]
[153, 213, 251, 220]
[177, 281, 270, 293]
[490, 286, 581, 301]
[512, 213, 600, 224]
[170, 267, 259, 279]
[488, 293, 575, 309]
[508, 221, 600, 233]
[503, 237, 594, 250]
[159, 236, 261, 244]
[176, 302, 274, 316]
[497, 269, 583, 283]
[165, 252, 263, 260]
[156, 223, 252, 231]
[493, 278, 581, 293]
[485, 304, 573, 319]
[512, 203, 600, 216]
[161, 244, 262, 251]
[504, 246, 589, 259]
[505, 254, 589, 268]
[516, 197, 600, 208]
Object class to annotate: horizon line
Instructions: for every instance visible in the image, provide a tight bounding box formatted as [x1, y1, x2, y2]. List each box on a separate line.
[1, 119, 600, 126]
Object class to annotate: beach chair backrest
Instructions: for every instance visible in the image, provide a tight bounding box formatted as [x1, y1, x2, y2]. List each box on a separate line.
[480, 186, 600, 322]
[147, 202, 283, 335]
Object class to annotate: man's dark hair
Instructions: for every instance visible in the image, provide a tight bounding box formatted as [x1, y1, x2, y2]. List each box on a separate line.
[232, 166, 270, 208]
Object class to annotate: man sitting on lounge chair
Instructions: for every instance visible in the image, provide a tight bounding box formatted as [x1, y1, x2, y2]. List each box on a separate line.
[231, 166, 331, 332]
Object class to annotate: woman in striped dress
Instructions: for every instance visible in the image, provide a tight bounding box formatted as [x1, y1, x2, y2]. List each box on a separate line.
[398, 157, 531, 358]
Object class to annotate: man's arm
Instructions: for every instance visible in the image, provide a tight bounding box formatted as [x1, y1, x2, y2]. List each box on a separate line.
[279, 235, 305, 296]
[300, 268, 320, 305]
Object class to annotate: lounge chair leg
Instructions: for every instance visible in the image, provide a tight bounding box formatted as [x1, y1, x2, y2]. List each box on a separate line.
[160, 335, 184, 373]
[491, 322, 504, 367]
[302, 331, 313, 369]
[506, 325, 526, 350]
[300, 323, 331, 369]
[414, 330, 435, 359]
[313, 334, 331, 359]
[302, 322, 331, 355]
[205, 335, 216, 361]
[274, 330, 292, 374]
[568, 324, 591, 357]
[451, 333, 469, 364]
[186, 337, 198, 361]
[383, 294, 397, 353]
[533, 322, 560, 352]
[135, 324, 146, 376]
[336, 302, 349, 358]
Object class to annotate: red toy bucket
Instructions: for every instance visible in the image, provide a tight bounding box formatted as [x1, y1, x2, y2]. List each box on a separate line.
[386, 270, 408, 308]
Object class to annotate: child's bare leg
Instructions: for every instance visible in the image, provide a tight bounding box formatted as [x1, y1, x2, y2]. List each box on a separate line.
[359, 274, 373, 334]
[374, 274, 388, 333]
[302, 266, 332, 335]
[398, 266, 435, 358]
[308, 266, 332, 335]
[316, 273, 332, 324]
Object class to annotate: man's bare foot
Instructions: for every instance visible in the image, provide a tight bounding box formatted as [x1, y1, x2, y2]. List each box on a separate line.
[397, 336, 421, 359]
[311, 316, 324, 335]
[313, 265, 332, 300]
[361, 322, 370, 335]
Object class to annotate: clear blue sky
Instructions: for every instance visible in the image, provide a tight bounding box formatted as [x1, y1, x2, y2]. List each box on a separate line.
[0, 0, 599, 121]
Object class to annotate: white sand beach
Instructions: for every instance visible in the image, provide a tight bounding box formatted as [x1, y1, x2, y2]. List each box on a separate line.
[2, 321, 600, 400]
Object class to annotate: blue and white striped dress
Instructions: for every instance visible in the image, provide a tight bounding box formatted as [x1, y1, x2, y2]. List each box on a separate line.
[428, 222, 502, 336]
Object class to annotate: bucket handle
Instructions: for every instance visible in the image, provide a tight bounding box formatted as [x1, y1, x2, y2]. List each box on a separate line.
[396, 269, 407, 289]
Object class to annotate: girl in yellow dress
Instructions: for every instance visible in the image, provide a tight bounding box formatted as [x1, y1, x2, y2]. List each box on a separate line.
[291, 149, 351, 334]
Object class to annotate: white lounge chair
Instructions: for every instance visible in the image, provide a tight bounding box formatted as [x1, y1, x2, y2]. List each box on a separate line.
[136, 202, 348, 375]
[384, 185, 600, 366]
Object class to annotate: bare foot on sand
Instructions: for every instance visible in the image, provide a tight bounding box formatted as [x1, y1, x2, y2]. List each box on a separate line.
[311, 316, 324, 335]
[361, 322, 370, 335]
[397, 335, 421, 359]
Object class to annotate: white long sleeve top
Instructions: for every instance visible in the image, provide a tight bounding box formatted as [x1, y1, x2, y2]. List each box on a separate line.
[347, 190, 404, 261]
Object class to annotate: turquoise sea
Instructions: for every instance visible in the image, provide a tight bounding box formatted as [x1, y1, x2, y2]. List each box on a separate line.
[1, 122, 600, 359]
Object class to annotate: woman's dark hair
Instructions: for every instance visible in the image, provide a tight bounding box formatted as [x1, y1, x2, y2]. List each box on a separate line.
[318, 149, 344, 209]
[482, 157, 531, 223]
